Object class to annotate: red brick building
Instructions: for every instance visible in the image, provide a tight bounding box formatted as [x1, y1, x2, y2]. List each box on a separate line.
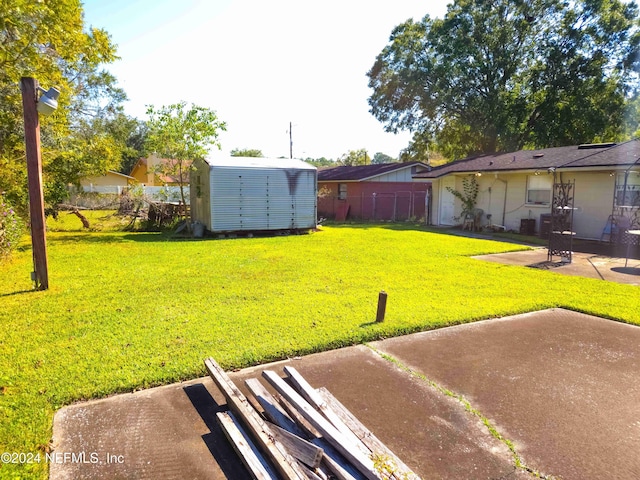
[317, 162, 431, 221]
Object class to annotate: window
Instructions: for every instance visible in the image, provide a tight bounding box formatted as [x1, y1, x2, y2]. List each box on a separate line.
[526, 175, 552, 205]
[338, 183, 347, 200]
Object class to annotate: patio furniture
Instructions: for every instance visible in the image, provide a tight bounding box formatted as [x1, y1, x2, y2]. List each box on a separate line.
[462, 208, 484, 231]
[625, 229, 640, 267]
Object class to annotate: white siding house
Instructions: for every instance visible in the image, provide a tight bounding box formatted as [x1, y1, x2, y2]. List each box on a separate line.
[415, 140, 640, 240]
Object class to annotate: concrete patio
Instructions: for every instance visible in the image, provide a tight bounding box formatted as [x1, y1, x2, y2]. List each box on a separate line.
[51, 309, 640, 479]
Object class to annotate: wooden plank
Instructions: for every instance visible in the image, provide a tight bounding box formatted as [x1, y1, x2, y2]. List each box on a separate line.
[262, 384, 361, 480]
[315, 443, 364, 480]
[216, 411, 277, 480]
[299, 464, 324, 480]
[277, 393, 322, 440]
[262, 370, 381, 480]
[283, 366, 368, 455]
[275, 392, 364, 480]
[204, 358, 308, 480]
[270, 423, 324, 468]
[245, 378, 308, 440]
[317, 387, 421, 480]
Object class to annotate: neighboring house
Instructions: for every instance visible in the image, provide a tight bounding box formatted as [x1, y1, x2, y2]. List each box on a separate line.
[129, 154, 189, 186]
[190, 157, 317, 233]
[317, 162, 431, 221]
[79, 171, 136, 194]
[414, 140, 640, 240]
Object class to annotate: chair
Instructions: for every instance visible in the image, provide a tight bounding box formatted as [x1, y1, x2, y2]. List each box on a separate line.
[462, 208, 484, 232]
[602, 215, 630, 243]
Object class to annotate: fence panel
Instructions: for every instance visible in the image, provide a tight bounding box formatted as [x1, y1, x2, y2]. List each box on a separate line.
[318, 192, 428, 222]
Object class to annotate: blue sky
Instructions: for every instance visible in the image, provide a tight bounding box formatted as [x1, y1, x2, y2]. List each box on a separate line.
[82, 0, 450, 160]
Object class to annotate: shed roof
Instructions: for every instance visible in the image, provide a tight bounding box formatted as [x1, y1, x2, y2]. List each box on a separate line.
[318, 161, 429, 182]
[203, 157, 316, 170]
[414, 140, 640, 179]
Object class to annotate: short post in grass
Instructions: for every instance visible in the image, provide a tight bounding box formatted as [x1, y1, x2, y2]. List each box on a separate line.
[376, 291, 388, 323]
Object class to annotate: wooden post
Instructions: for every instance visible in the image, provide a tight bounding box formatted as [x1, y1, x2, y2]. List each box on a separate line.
[376, 290, 387, 322]
[21, 77, 49, 290]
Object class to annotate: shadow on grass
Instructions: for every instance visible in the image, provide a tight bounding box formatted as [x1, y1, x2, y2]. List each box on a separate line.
[325, 221, 543, 248]
[322, 221, 430, 232]
[0, 288, 38, 298]
[45, 232, 201, 245]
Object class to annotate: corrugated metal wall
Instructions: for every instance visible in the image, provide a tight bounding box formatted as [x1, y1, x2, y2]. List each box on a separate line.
[209, 166, 316, 232]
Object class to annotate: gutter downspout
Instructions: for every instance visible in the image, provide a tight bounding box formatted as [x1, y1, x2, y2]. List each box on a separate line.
[495, 175, 508, 226]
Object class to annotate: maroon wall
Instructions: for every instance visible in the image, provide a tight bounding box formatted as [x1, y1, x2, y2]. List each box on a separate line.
[318, 182, 431, 221]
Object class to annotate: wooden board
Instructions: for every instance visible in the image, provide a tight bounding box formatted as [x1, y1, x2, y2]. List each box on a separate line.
[204, 358, 308, 480]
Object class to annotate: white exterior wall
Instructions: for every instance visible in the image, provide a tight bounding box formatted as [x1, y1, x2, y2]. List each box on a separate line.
[373, 168, 415, 182]
[428, 171, 616, 239]
[562, 172, 614, 239]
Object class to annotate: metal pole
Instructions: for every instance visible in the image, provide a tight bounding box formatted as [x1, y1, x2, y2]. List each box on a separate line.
[21, 77, 49, 290]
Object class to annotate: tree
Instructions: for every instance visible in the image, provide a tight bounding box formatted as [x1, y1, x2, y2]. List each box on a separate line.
[368, 0, 640, 160]
[230, 148, 263, 157]
[0, 0, 123, 215]
[145, 102, 227, 224]
[301, 157, 336, 167]
[371, 152, 396, 164]
[337, 149, 370, 166]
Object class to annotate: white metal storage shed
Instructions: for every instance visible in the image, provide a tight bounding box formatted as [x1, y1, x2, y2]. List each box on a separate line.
[190, 157, 317, 233]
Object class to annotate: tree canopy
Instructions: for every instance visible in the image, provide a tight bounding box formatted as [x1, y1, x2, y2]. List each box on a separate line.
[368, 0, 640, 160]
[230, 148, 263, 157]
[145, 102, 226, 220]
[0, 0, 126, 214]
[301, 156, 336, 167]
[371, 152, 396, 164]
[337, 149, 370, 166]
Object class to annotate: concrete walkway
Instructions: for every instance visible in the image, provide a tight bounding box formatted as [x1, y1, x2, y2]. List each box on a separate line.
[474, 247, 640, 285]
[51, 309, 640, 480]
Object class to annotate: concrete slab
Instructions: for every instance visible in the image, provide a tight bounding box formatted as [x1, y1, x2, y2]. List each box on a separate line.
[51, 309, 640, 480]
[473, 248, 640, 285]
[374, 308, 640, 480]
[229, 346, 526, 480]
[51, 379, 247, 480]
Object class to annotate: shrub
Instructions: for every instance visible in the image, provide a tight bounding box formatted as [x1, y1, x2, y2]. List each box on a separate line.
[0, 194, 24, 258]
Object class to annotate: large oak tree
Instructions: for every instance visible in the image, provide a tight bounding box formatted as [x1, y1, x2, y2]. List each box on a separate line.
[368, 0, 640, 160]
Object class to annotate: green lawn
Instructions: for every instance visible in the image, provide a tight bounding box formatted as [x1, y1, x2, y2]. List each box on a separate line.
[1, 213, 638, 478]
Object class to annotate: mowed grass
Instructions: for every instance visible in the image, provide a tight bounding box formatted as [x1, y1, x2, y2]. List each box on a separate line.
[1, 212, 639, 478]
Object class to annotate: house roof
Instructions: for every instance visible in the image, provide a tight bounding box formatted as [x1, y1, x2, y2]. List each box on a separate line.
[130, 156, 189, 184]
[106, 170, 136, 180]
[317, 161, 429, 182]
[202, 156, 316, 170]
[414, 140, 640, 179]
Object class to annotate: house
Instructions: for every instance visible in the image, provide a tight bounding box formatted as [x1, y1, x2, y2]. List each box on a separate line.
[317, 162, 431, 221]
[129, 154, 188, 186]
[130, 154, 191, 204]
[190, 157, 317, 233]
[79, 170, 136, 194]
[414, 140, 640, 240]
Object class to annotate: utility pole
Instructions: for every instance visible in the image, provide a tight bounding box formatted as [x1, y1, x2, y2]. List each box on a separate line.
[289, 121, 293, 159]
[21, 77, 49, 290]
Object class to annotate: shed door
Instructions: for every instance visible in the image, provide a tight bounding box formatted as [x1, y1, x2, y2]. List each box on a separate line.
[439, 176, 456, 225]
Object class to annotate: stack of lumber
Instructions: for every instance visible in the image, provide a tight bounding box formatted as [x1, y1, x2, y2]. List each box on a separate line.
[205, 357, 421, 480]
